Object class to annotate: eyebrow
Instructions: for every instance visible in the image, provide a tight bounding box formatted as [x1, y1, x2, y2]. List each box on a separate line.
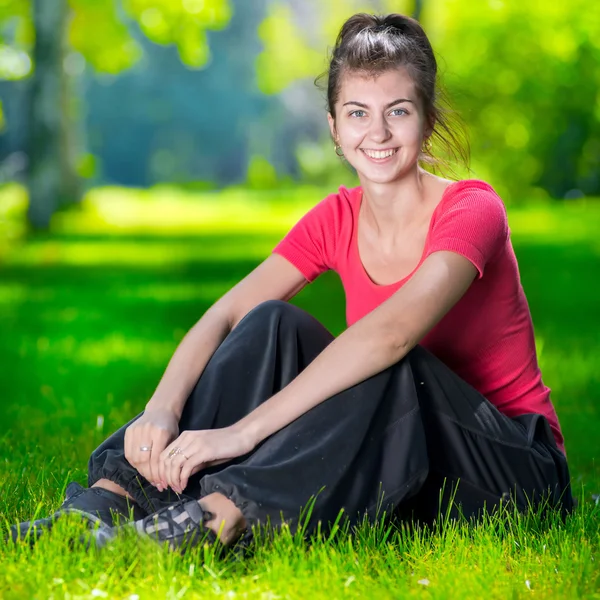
[342, 98, 414, 109]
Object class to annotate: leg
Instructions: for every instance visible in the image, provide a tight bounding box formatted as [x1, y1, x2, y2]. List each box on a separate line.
[395, 346, 574, 523]
[198, 344, 572, 536]
[98, 303, 572, 551]
[86, 300, 335, 515]
[92, 479, 133, 500]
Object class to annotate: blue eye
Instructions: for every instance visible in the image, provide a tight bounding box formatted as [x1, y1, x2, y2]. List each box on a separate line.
[390, 108, 408, 116]
[350, 110, 366, 118]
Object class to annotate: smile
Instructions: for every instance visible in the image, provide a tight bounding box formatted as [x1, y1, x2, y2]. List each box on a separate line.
[360, 148, 398, 160]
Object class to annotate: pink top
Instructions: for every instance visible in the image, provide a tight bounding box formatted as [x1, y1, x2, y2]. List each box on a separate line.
[273, 179, 565, 453]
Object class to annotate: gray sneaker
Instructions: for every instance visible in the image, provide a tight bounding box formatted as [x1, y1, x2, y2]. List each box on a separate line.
[8, 508, 112, 545]
[94, 498, 216, 551]
[8, 481, 144, 544]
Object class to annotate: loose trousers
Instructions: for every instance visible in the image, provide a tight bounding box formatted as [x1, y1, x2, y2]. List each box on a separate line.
[89, 301, 573, 532]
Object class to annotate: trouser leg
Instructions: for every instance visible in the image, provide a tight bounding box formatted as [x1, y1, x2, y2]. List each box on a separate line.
[87, 300, 334, 514]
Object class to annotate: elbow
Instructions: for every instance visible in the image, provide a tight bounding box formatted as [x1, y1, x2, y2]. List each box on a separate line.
[374, 320, 413, 365]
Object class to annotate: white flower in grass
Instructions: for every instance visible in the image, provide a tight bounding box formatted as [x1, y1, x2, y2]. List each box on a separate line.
[417, 579, 430, 586]
[91, 590, 108, 598]
[96, 415, 104, 430]
[128, 595, 140, 600]
[525, 580, 532, 590]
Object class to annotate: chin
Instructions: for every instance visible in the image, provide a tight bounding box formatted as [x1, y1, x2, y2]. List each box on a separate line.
[357, 168, 405, 186]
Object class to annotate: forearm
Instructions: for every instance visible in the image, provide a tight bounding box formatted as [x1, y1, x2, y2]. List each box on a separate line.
[235, 312, 408, 444]
[145, 305, 232, 419]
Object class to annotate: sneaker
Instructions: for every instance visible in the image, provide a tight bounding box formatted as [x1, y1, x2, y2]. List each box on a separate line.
[8, 481, 144, 544]
[61, 482, 146, 524]
[8, 508, 111, 545]
[94, 498, 216, 551]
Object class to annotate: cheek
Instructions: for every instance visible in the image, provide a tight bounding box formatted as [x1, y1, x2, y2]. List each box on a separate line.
[338, 124, 365, 145]
[394, 119, 424, 146]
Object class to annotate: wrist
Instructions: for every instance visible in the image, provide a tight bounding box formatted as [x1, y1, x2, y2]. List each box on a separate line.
[231, 418, 263, 449]
[145, 396, 183, 420]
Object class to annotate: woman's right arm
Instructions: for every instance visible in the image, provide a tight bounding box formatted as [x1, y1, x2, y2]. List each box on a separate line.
[124, 253, 308, 486]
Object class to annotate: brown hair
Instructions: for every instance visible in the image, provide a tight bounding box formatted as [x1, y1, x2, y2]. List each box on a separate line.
[317, 13, 469, 173]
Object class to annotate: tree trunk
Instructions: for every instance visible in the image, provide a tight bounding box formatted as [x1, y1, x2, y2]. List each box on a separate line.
[27, 0, 79, 229]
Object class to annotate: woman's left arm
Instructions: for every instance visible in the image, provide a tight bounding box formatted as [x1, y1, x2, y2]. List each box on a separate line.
[238, 250, 477, 443]
[162, 251, 476, 493]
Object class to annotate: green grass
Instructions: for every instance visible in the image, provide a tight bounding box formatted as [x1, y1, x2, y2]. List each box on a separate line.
[0, 185, 598, 599]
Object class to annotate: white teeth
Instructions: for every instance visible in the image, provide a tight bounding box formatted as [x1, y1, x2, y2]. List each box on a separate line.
[362, 149, 397, 159]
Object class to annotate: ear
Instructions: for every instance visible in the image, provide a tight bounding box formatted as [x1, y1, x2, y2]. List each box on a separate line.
[327, 113, 337, 141]
[424, 114, 436, 140]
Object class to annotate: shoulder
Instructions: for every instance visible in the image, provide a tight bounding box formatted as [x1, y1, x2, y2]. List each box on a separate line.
[313, 184, 359, 214]
[297, 185, 359, 229]
[432, 178, 508, 229]
[440, 179, 506, 213]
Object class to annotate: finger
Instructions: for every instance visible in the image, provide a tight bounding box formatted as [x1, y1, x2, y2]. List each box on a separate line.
[179, 455, 204, 492]
[124, 426, 138, 468]
[157, 452, 167, 490]
[166, 447, 192, 493]
[132, 429, 154, 482]
[173, 445, 195, 492]
[160, 437, 183, 488]
[151, 432, 172, 490]
[167, 454, 185, 493]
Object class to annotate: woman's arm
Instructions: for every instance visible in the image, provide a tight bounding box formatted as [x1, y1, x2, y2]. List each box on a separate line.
[127, 253, 308, 486]
[236, 251, 477, 445]
[145, 253, 308, 418]
[161, 250, 478, 493]
[159, 251, 477, 493]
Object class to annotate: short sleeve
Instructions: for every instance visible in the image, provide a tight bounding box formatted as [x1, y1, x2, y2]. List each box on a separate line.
[426, 182, 509, 278]
[272, 192, 341, 282]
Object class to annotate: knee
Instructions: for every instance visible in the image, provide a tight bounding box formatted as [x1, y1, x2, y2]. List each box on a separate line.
[240, 300, 299, 328]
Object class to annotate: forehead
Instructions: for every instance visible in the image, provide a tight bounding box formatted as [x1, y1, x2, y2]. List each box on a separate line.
[337, 68, 416, 104]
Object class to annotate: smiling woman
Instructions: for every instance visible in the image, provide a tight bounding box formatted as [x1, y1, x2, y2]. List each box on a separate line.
[10, 13, 573, 553]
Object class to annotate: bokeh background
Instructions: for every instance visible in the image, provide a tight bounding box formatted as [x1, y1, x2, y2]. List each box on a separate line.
[0, 0, 598, 514]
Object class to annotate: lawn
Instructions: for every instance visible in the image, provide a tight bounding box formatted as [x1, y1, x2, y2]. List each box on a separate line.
[0, 185, 598, 599]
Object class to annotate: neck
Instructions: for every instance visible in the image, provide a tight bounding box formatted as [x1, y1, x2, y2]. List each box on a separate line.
[358, 167, 431, 237]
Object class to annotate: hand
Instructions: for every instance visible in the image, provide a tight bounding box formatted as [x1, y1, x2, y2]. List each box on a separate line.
[159, 426, 255, 494]
[124, 407, 179, 490]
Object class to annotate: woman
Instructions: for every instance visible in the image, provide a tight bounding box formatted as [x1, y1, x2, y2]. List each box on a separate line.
[12, 13, 573, 550]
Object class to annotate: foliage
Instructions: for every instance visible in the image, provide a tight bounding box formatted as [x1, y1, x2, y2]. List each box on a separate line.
[426, 0, 600, 200]
[257, 0, 414, 95]
[0, 0, 232, 77]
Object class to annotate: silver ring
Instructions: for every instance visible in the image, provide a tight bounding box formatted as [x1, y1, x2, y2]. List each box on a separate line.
[139, 445, 151, 452]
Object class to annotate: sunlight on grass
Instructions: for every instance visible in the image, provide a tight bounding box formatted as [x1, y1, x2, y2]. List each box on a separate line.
[55, 184, 323, 235]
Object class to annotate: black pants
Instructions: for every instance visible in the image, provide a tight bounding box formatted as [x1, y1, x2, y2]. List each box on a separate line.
[88, 301, 573, 532]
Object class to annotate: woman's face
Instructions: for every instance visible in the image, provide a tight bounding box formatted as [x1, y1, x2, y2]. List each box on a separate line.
[328, 67, 431, 185]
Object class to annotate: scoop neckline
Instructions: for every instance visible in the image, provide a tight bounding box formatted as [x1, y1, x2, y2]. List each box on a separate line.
[351, 180, 460, 289]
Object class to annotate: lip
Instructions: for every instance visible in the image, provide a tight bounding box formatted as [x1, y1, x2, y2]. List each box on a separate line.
[360, 148, 399, 163]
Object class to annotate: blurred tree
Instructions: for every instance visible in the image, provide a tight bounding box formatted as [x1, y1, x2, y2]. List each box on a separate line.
[28, 0, 77, 228]
[0, 0, 232, 227]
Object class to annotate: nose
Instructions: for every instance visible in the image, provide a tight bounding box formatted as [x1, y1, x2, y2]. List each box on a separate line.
[369, 114, 392, 144]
